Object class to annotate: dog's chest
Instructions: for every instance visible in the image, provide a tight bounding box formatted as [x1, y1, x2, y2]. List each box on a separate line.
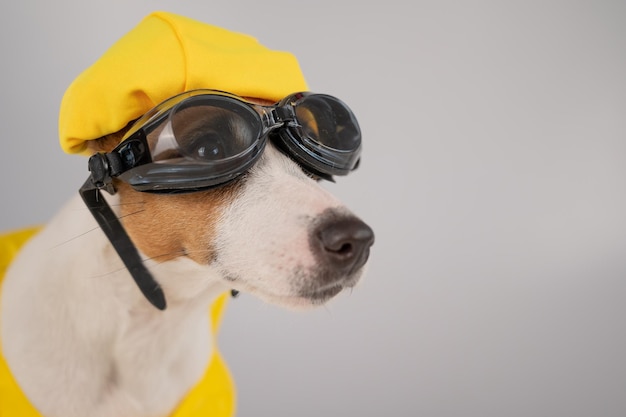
[110, 307, 214, 412]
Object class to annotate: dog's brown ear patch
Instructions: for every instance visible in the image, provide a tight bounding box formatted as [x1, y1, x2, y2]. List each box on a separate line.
[86, 121, 135, 154]
[114, 180, 243, 265]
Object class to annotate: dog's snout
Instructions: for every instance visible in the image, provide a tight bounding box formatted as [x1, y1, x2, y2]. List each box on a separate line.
[314, 216, 374, 272]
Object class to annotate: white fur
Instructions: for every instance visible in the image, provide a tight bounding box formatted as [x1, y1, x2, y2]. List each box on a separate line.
[1, 144, 367, 417]
[213, 145, 357, 308]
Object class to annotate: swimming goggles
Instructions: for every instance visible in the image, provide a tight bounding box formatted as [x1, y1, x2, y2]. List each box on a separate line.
[86, 89, 361, 192]
[79, 89, 362, 310]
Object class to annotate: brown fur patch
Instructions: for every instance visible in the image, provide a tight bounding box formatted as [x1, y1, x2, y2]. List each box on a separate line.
[114, 179, 243, 265]
[85, 122, 134, 154]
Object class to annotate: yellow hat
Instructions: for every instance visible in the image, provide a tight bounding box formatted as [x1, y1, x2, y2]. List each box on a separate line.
[59, 11, 308, 155]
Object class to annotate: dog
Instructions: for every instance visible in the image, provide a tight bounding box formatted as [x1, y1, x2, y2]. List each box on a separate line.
[0, 11, 373, 417]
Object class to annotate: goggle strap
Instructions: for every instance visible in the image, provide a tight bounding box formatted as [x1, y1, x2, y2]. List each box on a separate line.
[79, 178, 167, 310]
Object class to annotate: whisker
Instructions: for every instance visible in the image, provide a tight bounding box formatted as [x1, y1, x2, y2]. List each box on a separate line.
[116, 208, 147, 220]
[142, 250, 187, 265]
[51, 208, 148, 249]
[86, 265, 135, 280]
[67, 201, 146, 212]
[106, 201, 145, 207]
[322, 303, 333, 316]
[50, 226, 103, 249]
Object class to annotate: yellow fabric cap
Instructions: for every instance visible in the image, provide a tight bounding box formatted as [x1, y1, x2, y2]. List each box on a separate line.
[59, 11, 308, 154]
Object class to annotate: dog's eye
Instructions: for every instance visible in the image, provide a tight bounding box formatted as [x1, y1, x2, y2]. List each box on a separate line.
[171, 108, 258, 162]
[186, 131, 227, 161]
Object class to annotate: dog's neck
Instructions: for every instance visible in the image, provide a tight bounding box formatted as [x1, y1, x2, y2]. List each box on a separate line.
[1, 193, 229, 417]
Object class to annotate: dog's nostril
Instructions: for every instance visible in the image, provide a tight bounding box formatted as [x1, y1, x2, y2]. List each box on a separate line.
[334, 243, 353, 256]
[315, 217, 375, 270]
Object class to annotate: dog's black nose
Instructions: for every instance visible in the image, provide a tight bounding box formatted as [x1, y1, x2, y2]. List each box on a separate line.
[313, 216, 374, 272]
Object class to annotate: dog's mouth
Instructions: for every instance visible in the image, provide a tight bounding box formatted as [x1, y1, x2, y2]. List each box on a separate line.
[294, 268, 363, 304]
[221, 267, 363, 308]
[268, 283, 351, 307]
[298, 284, 345, 304]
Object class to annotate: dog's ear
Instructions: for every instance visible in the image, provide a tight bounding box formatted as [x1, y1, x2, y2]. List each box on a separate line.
[85, 120, 135, 154]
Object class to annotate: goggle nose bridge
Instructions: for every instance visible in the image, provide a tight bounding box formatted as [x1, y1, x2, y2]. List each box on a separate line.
[258, 103, 300, 135]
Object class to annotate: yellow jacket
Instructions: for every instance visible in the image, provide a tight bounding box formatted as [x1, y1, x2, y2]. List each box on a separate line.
[0, 228, 235, 417]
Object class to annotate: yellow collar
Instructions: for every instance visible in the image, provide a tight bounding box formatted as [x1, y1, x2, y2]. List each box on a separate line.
[0, 228, 235, 417]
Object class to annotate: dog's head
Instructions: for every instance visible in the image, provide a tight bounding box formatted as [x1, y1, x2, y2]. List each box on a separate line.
[86, 92, 374, 310]
[61, 12, 373, 309]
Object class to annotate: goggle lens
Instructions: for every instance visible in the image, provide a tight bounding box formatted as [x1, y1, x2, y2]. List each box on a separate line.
[151, 95, 262, 163]
[110, 90, 361, 191]
[295, 94, 361, 152]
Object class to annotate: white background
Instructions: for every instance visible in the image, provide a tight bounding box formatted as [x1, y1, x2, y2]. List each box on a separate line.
[1, 1, 625, 416]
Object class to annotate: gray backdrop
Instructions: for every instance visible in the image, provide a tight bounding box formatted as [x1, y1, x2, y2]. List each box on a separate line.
[1, 1, 625, 416]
